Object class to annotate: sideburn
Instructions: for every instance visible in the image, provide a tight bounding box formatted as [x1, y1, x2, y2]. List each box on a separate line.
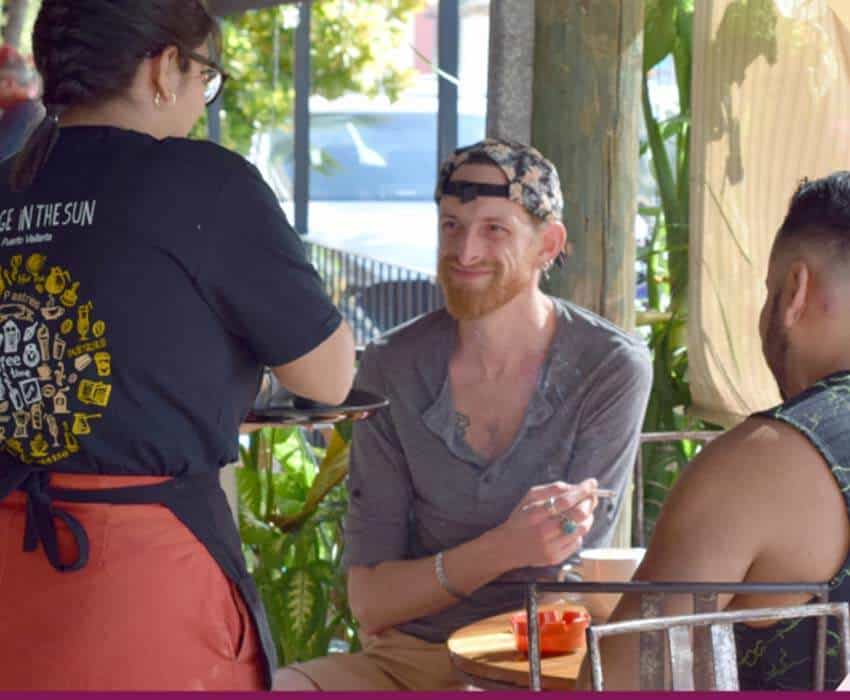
[764, 291, 790, 401]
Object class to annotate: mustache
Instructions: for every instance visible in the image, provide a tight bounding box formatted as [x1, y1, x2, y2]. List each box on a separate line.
[438, 256, 498, 273]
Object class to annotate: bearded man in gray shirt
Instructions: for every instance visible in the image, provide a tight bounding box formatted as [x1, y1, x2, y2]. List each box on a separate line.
[276, 138, 652, 691]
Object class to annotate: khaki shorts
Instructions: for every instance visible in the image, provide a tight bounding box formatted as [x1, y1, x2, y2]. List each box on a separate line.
[286, 628, 467, 691]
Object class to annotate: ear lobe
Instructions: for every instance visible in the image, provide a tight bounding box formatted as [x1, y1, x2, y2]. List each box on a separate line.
[783, 260, 810, 327]
[150, 46, 180, 103]
[540, 221, 567, 265]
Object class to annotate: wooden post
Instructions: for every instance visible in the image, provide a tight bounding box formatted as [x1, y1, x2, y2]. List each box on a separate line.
[486, 0, 534, 143]
[532, 0, 644, 332]
[533, 1, 644, 547]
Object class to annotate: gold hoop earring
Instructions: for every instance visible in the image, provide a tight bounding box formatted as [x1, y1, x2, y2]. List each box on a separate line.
[154, 92, 162, 108]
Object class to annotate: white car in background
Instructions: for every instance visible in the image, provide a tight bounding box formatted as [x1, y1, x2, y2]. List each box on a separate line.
[249, 68, 678, 313]
[250, 90, 486, 276]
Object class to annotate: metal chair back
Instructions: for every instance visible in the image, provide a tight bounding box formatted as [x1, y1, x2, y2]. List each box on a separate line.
[633, 431, 721, 547]
[516, 580, 831, 691]
[586, 601, 850, 690]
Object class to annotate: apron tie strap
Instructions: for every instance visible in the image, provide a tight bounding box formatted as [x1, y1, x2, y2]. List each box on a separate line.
[20, 470, 89, 573]
[0, 466, 275, 686]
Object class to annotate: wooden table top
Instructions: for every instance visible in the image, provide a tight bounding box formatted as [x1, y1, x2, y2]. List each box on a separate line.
[447, 603, 587, 690]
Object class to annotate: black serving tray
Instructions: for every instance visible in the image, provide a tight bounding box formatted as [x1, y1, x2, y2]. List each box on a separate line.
[244, 387, 389, 425]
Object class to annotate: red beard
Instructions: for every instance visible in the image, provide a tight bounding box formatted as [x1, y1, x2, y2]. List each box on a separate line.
[437, 254, 536, 320]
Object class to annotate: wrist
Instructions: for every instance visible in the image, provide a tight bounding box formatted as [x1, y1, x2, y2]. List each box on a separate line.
[478, 524, 521, 575]
[435, 551, 470, 600]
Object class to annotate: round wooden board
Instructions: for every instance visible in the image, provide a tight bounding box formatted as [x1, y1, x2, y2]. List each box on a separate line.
[447, 603, 588, 690]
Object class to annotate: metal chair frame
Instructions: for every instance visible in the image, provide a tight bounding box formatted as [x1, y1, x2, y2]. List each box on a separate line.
[513, 580, 831, 691]
[587, 600, 850, 690]
[632, 430, 722, 547]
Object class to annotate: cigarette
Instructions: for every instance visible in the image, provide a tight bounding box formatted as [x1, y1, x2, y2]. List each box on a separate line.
[523, 487, 617, 512]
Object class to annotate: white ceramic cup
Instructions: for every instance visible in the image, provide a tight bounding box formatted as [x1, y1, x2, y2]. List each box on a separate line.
[575, 547, 646, 621]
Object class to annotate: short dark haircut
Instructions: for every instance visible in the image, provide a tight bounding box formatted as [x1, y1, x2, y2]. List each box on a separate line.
[775, 171, 850, 262]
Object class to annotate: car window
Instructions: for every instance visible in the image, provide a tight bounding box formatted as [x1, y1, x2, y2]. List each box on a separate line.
[267, 112, 485, 202]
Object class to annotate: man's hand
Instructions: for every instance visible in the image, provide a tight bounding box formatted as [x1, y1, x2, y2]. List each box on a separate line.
[349, 479, 600, 636]
[495, 479, 598, 569]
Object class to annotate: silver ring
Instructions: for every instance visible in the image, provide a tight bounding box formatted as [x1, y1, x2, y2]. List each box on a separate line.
[546, 495, 558, 515]
[561, 518, 578, 535]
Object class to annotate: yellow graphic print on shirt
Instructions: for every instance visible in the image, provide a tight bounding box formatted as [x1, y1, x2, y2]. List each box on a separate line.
[0, 253, 111, 465]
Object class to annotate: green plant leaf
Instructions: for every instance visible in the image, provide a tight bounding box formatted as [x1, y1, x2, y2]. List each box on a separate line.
[639, 205, 662, 217]
[335, 420, 354, 444]
[643, 75, 681, 233]
[277, 497, 306, 519]
[236, 466, 263, 517]
[674, 5, 694, 111]
[239, 509, 280, 547]
[660, 116, 688, 141]
[240, 430, 262, 472]
[309, 619, 338, 659]
[257, 533, 294, 572]
[270, 431, 351, 532]
[258, 581, 288, 663]
[280, 568, 325, 649]
[644, 0, 678, 71]
[301, 436, 351, 521]
[658, 113, 689, 130]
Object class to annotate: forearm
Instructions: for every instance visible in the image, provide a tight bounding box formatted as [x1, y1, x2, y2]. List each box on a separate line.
[349, 480, 598, 634]
[350, 527, 515, 635]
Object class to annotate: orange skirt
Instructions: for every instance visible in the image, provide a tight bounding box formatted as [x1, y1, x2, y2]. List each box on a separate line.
[0, 472, 264, 690]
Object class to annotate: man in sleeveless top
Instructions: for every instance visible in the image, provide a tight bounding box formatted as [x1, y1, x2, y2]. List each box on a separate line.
[589, 171, 850, 690]
[275, 139, 653, 691]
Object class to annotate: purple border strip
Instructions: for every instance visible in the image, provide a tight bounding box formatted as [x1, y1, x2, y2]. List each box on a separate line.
[0, 693, 826, 698]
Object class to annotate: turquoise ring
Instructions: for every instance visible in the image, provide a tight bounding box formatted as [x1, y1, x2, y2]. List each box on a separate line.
[561, 518, 578, 535]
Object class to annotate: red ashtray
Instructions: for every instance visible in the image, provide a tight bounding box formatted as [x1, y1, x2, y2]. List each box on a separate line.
[510, 609, 590, 656]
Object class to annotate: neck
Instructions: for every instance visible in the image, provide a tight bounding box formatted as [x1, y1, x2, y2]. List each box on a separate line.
[454, 288, 556, 380]
[803, 355, 850, 393]
[60, 98, 166, 140]
[783, 327, 850, 399]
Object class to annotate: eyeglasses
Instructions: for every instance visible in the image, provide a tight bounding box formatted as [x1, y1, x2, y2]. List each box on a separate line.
[145, 47, 229, 106]
[184, 50, 229, 106]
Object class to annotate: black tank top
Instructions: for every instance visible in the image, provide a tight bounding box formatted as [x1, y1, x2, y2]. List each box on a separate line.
[735, 370, 850, 690]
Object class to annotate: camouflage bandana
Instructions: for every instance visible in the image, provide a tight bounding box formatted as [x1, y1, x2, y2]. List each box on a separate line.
[434, 138, 567, 264]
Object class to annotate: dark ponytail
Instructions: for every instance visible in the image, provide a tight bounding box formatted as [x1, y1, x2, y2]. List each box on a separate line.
[11, 0, 218, 191]
[11, 108, 61, 191]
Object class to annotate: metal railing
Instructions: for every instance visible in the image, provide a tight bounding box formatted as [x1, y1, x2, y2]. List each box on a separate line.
[305, 241, 445, 348]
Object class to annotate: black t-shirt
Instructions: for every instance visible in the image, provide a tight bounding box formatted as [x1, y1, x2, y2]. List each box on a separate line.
[0, 126, 341, 475]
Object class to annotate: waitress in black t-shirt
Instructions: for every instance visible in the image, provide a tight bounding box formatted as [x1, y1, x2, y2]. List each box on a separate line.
[0, 0, 354, 691]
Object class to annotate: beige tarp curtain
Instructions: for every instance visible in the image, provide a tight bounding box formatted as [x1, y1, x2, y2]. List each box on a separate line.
[689, 0, 850, 427]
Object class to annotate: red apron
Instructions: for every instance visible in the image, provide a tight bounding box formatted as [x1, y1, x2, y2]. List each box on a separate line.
[0, 469, 270, 690]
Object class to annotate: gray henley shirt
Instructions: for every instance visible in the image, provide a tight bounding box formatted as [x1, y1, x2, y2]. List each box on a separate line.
[343, 297, 653, 643]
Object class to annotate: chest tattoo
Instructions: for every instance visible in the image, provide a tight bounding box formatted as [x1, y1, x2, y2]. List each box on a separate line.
[454, 411, 471, 437]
